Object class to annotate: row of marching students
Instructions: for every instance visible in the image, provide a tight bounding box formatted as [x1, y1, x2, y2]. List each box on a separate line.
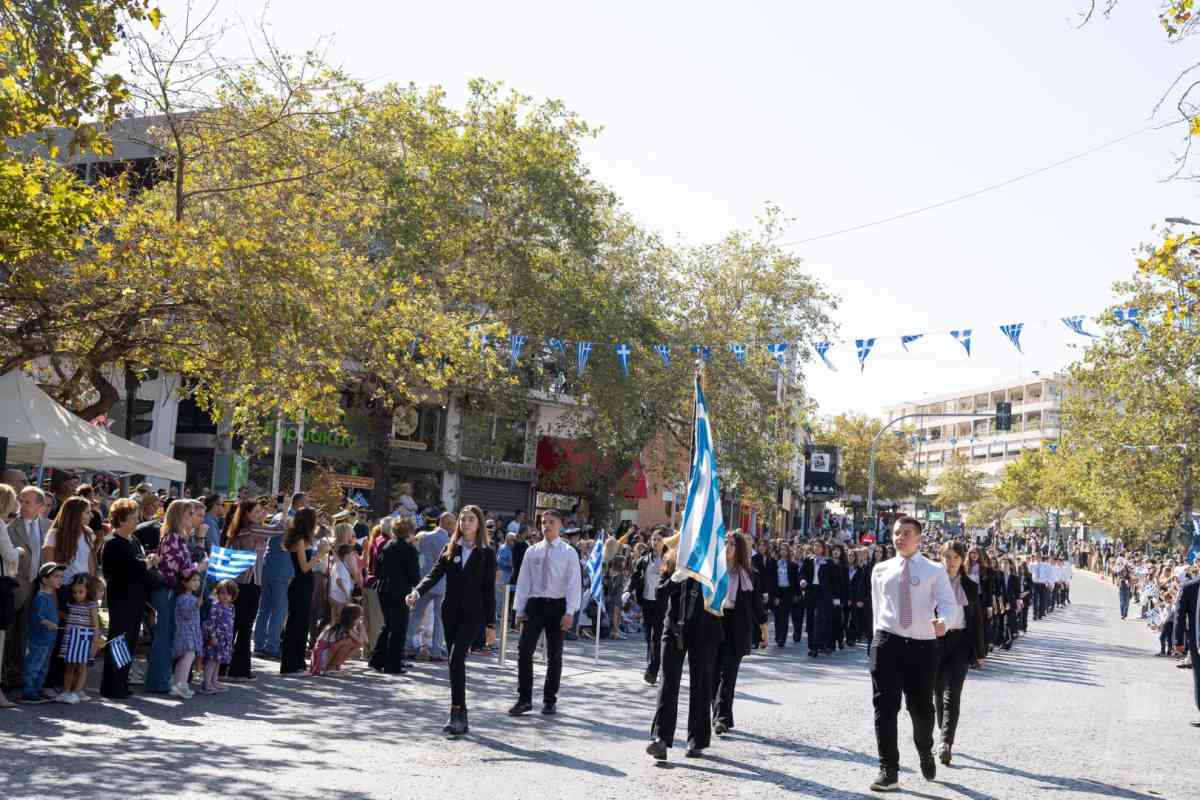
[753, 540, 884, 657]
[962, 546, 1036, 668]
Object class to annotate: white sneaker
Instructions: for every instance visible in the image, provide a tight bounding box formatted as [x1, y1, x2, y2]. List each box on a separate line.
[169, 683, 190, 700]
[56, 692, 79, 705]
[75, 691, 90, 703]
[183, 685, 195, 699]
[129, 664, 146, 685]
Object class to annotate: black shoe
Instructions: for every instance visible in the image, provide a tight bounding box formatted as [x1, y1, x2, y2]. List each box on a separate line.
[919, 753, 937, 780]
[508, 700, 533, 716]
[808, 650, 817, 657]
[870, 770, 899, 792]
[646, 739, 668, 760]
[643, 672, 657, 686]
[714, 720, 729, 735]
[685, 747, 704, 758]
[442, 709, 456, 735]
[459, 707, 469, 734]
[540, 702, 557, 715]
[1190, 719, 1200, 728]
[939, 744, 952, 766]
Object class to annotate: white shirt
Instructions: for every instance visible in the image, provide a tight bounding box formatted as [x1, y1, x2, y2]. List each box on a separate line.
[642, 556, 661, 601]
[812, 557, 824, 586]
[514, 536, 583, 617]
[723, 568, 752, 609]
[329, 559, 352, 604]
[776, 560, 790, 588]
[871, 553, 958, 641]
[506, 519, 522, 535]
[44, 527, 92, 582]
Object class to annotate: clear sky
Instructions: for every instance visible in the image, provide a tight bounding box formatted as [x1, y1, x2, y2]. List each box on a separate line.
[158, 0, 1198, 416]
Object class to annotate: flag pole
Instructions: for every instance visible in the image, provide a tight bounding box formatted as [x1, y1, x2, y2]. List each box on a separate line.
[594, 604, 601, 664]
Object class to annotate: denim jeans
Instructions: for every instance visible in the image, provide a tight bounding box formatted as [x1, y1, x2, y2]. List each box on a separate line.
[254, 578, 290, 656]
[1119, 589, 1131, 619]
[147, 588, 177, 693]
[406, 592, 446, 656]
[23, 639, 54, 700]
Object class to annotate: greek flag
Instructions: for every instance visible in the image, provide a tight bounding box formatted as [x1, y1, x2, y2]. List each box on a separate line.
[576, 341, 593, 376]
[587, 532, 606, 604]
[509, 334, 527, 368]
[65, 627, 94, 664]
[855, 338, 876, 372]
[900, 334, 924, 351]
[672, 377, 729, 616]
[547, 337, 567, 355]
[653, 344, 671, 366]
[1062, 315, 1098, 338]
[729, 343, 747, 365]
[1000, 323, 1024, 354]
[951, 329, 972, 356]
[615, 343, 632, 377]
[767, 342, 788, 366]
[108, 633, 132, 669]
[813, 341, 836, 371]
[208, 546, 258, 581]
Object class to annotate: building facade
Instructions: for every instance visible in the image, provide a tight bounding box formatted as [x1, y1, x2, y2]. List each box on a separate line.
[883, 375, 1063, 491]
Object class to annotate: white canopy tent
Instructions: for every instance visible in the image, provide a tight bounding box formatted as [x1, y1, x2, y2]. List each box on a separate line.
[0, 370, 186, 481]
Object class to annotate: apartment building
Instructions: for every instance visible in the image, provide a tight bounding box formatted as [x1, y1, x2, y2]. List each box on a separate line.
[882, 375, 1063, 490]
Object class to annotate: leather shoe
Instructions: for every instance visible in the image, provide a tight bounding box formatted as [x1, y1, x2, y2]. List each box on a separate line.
[508, 701, 533, 716]
[870, 769, 899, 792]
[643, 672, 657, 686]
[714, 720, 729, 736]
[1190, 719, 1200, 728]
[646, 739, 668, 760]
[685, 747, 704, 758]
[938, 744, 952, 766]
[919, 753, 937, 780]
[540, 702, 557, 715]
[442, 709, 456, 735]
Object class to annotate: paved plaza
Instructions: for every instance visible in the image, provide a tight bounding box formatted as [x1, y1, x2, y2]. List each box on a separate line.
[0, 573, 1192, 800]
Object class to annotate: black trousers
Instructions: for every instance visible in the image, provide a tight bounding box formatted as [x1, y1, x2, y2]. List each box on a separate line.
[372, 598, 410, 673]
[517, 597, 566, 705]
[773, 588, 794, 645]
[642, 599, 665, 679]
[101, 592, 144, 698]
[279, 574, 313, 674]
[1190, 643, 1200, 713]
[870, 630, 938, 772]
[790, 592, 806, 642]
[808, 596, 833, 652]
[934, 629, 970, 746]
[444, 612, 483, 708]
[711, 639, 743, 727]
[227, 583, 260, 678]
[831, 602, 845, 646]
[1020, 597, 1030, 631]
[652, 630, 717, 749]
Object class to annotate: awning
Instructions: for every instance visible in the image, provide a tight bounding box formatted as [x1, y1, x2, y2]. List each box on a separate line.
[535, 436, 648, 499]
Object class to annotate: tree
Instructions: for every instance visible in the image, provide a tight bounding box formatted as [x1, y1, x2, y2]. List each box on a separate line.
[820, 412, 924, 504]
[994, 449, 1052, 527]
[964, 492, 1010, 532]
[934, 455, 987, 513]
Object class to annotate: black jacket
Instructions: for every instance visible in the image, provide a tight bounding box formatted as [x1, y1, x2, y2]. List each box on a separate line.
[800, 557, 835, 603]
[661, 575, 723, 650]
[100, 534, 155, 610]
[1176, 577, 1198, 649]
[376, 538, 420, 602]
[630, 552, 661, 608]
[721, 569, 768, 657]
[416, 542, 497, 624]
[764, 558, 801, 600]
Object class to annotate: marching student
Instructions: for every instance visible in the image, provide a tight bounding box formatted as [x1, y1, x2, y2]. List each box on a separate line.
[766, 542, 798, 647]
[647, 550, 724, 761]
[867, 517, 956, 793]
[803, 540, 835, 657]
[631, 529, 666, 685]
[933, 541, 977, 766]
[828, 543, 851, 649]
[408, 505, 496, 736]
[510, 509, 581, 719]
[712, 531, 767, 735]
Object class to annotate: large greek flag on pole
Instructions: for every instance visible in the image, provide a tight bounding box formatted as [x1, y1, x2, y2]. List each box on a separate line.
[671, 377, 729, 616]
[208, 546, 258, 581]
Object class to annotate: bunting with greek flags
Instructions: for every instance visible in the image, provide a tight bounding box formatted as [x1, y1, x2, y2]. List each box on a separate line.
[813, 341, 836, 371]
[1115, 307, 1148, 337]
[672, 377, 729, 616]
[729, 343, 747, 365]
[615, 344, 632, 377]
[951, 329, 972, 356]
[208, 546, 259, 582]
[900, 334, 924, 351]
[1062, 315, 1097, 338]
[576, 341, 593, 376]
[509, 334, 527, 368]
[65, 627, 94, 664]
[767, 342, 788, 366]
[653, 344, 671, 367]
[999, 323, 1023, 354]
[855, 338, 876, 372]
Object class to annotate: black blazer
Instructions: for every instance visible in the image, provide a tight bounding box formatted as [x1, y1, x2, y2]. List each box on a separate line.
[1176, 577, 1198, 649]
[800, 557, 835, 603]
[828, 561, 850, 606]
[722, 570, 768, 657]
[848, 565, 870, 606]
[100, 534, 154, 610]
[376, 538, 420, 602]
[416, 541, 497, 624]
[764, 557, 801, 599]
[661, 575, 723, 649]
[630, 553, 660, 608]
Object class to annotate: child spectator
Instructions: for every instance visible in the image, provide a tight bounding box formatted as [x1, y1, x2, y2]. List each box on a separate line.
[172, 571, 203, 699]
[23, 563, 65, 703]
[200, 579, 237, 694]
[310, 604, 367, 676]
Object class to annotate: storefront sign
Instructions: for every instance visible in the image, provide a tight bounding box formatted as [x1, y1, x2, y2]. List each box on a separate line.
[332, 474, 375, 490]
[460, 459, 535, 482]
[281, 424, 356, 450]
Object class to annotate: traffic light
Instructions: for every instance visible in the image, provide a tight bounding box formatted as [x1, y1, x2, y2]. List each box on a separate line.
[995, 401, 1012, 432]
[127, 398, 155, 437]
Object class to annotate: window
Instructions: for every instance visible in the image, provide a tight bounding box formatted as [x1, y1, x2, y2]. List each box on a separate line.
[461, 413, 529, 464]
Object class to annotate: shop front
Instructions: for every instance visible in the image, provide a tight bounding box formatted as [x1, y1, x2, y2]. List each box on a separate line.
[456, 459, 534, 517]
[534, 436, 647, 527]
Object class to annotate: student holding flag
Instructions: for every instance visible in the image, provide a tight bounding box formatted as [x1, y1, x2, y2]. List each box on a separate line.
[510, 508, 581, 717]
[100, 498, 160, 700]
[647, 376, 728, 761]
[712, 530, 768, 736]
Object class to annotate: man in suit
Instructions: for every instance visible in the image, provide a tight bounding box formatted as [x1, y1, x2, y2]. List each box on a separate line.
[1175, 574, 1200, 727]
[3, 486, 49, 689]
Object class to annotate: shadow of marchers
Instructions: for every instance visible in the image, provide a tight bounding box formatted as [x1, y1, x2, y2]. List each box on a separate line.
[471, 733, 628, 777]
[666, 752, 876, 799]
[953, 753, 1166, 800]
[730, 730, 878, 767]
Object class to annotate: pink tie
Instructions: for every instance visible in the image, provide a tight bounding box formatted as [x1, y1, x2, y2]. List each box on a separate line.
[952, 577, 968, 607]
[899, 558, 913, 628]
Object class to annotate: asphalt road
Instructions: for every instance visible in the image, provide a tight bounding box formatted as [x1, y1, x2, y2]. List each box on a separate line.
[0, 571, 1193, 800]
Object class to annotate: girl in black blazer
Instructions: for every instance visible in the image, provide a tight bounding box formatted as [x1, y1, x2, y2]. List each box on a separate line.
[712, 531, 768, 735]
[408, 504, 497, 737]
[934, 540, 978, 766]
[371, 519, 420, 674]
[803, 541, 835, 657]
[827, 543, 850, 650]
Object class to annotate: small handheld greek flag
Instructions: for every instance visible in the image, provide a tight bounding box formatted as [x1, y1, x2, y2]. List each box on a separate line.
[108, 633, 132, 669]
[208, 546, 258, 581]
[587, 532, 606, 605]
[65, 627, 94, 664]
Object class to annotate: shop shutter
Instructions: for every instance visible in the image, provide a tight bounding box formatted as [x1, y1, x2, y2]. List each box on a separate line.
[460, 478, 531, 517]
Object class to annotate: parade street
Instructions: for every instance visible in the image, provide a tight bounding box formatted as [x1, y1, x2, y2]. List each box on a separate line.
[0, 572, 1189, 800]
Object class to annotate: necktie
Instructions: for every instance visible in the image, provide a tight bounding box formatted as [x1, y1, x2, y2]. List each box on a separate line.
[541, 541, 552, 595]
[952, 576, 967, 607]
[899, 557, 913, 628]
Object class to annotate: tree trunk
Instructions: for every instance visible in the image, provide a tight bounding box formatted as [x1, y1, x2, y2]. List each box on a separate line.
[366, 404, 393, 521]
[76, 369, 119, 421]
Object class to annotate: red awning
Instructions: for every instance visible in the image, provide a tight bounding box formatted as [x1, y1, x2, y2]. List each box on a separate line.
[535, 436, 648, 499]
